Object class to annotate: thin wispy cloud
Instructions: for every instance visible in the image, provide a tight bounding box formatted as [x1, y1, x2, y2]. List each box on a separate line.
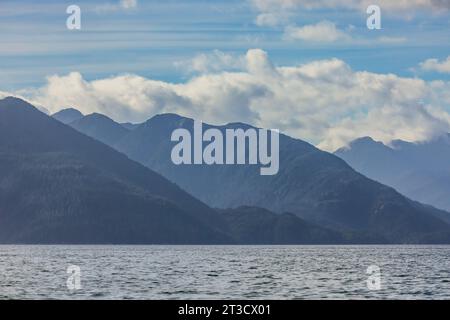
[174, 50, 246, 74]
[251, 0, 450, 16]
[284, 21, 351, 43]
[94, 0, 138, 13]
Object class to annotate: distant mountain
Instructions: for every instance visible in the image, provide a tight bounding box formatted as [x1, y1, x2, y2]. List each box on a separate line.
[52, 108, 83, 124]
[0, 97, 344, 244]
[219, 206, 345, 244]
[120, 122, 141, 131]
[83, 113, 450, 244]
[69, 113, 130, 146]
[335, 136, 450, 212]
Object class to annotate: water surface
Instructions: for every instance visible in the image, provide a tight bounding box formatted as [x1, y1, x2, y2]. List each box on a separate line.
[1, 245, 449, 299]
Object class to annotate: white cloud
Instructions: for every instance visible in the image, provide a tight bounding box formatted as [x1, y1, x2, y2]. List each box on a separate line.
[318, 102, 450, 151]
[283, 23, 409, 45]
[11, 49, 450, 151]
[419, 56, 450, 73]
[0, 91, 9, 99]
[174, 50, 246, 74]
[284, 21, 351, 42]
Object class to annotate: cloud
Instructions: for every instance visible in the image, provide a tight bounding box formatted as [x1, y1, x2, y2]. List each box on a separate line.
[251, 0, 450, 13]
[255, 13, 286, 27]
[12, 49, 450, 151]
[252, 0, 449, 27]
[377, 36, 408, 44]
[0, 90, 49, 114]
[283, 23, 408, 45]
[419, 56, 450, 73]
[0, 91, 9, 99]
[318, 103, 450, 151]
[284, 21, 351, 42]
[95, 0, 138, 13]
[174, 50, 246, 74]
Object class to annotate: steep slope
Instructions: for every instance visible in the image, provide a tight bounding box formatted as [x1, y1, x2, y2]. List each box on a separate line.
[335, 136, 450, 212]
[52, 108, 83, 124]
[69, 113, 130, 146]
[111, 113, 450, 243]
[0, 97, 231, 244]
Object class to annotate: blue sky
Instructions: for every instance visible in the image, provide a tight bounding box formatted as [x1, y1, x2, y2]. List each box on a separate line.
[1, 0, 450, 90]
[1, 0, 450, 150]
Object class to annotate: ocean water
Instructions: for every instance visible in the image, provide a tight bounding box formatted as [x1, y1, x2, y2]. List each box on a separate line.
[0, 245, 449, 300]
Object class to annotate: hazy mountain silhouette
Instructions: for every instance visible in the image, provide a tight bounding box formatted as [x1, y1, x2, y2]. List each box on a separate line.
[100, 113, 450, 243]
[0, 97, 344, 244]
[69, 113, 130, 146]
[120, 122, 141, 131]
[219, 206, 348, 244]
[335, 136, 450, 212]
[52, 108, 83, 124]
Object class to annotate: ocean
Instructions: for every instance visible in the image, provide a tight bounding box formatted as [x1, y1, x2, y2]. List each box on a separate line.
[1, 245, 449, 299]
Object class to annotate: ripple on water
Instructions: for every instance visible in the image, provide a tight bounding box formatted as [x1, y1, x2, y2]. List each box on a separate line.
[1, 245, 450, 299]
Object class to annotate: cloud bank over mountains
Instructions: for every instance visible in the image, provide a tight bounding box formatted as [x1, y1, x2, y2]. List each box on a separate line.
[4, 49, 450, 151]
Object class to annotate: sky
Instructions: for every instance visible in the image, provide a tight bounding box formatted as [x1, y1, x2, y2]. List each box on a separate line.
[1, 0, 450, 150]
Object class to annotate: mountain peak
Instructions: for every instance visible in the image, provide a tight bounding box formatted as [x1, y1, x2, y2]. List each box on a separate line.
[147, 113, 191, 123]
[225, 121, 256, 130]
[84, 112, 113, 121]
[0, 96, 36, 110]
[351, 136, 378, 146]
[52, 108, 84, 124]
[143, 113, 194, 130]
[335, 136, 388, 154]
[69, 112, 130, 146]
[355, 136, 374, 142]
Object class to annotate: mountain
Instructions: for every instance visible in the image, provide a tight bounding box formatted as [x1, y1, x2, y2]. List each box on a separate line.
[52, 108, 83, 124]
[219, 206, 345, 244]
[0, 97, 231, 244]
[335, 136, 450, 212]
[101, 113, 450, 243]
[0, 97, 342, 244]
[120, 122, 141, 131]
[69, 113, 130, 146]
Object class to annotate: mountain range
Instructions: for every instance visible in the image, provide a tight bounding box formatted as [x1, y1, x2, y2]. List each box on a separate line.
[0, 97, 341, 244]
[54, 107, 450, 243]
[335, 136, 450, 213]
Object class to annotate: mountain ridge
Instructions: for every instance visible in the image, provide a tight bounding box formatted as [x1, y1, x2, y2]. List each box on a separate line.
[64, 108, 450, 243]
[52, 108, 84, 124]
[335, 135, 450, 212]
[0, 97, 230, 243]
[0, 97, 343, 244]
